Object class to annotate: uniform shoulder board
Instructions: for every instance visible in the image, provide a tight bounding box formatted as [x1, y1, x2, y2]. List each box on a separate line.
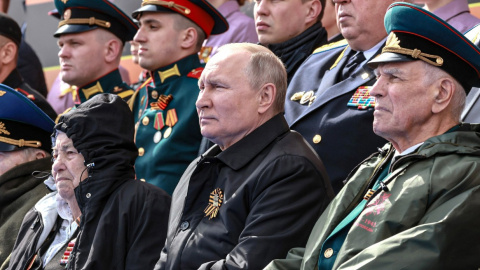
[465, 23, 480, 45]
[313, 39, 348, 55]
[187, 67, 204, 79]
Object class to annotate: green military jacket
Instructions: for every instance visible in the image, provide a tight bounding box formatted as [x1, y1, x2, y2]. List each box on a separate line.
[266, 123, 480, 270]
[76, 69, 134, 104]
[130, 54, 204, 195]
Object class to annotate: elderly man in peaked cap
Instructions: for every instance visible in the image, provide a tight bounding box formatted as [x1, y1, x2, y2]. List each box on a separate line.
[266, 2, 480, 269]
[130, 0, 228, 195]
[0, 84, 54, 268]
[54, 0, 138, 105]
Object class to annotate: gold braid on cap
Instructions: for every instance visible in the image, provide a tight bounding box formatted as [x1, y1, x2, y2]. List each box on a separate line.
[141, 0, 191, 15]
[0, 136, 42, 148]
[58, 17, 111, 29]
[383, 33, 444, 67]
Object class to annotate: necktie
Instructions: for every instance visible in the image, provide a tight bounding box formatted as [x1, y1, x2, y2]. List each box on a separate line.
[339, 51, 366, 81]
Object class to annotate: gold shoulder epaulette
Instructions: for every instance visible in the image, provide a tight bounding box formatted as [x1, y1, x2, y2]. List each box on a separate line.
[313, 39, 348, 55]
[465, 24, 480, 45]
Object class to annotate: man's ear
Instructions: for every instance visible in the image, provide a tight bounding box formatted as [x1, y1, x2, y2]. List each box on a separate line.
[432, 77, 455, 114]
[0, 42, 17, 65]
[35, 149, 47, 160]
[258, 83, 276, 114]
[305, 0, 322, 26]
[104, 39, 122, 63]
[180, 27, 198, 50]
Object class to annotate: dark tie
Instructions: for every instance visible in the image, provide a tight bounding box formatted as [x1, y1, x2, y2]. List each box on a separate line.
[339, 51, 366, 81]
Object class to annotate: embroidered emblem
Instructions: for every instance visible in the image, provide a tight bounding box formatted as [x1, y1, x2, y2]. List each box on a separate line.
[204, 188, 224, 219]
[291, 90, 315, 106]
[0, 90, 5, 96]
[82, 81, 104, 100]
[355, 193, 392, 232]
[348, 86, 375, 109]
[159, 64, 181, 83]
[0, 122, 10, 135]
[187, 67, 204, 79]
[382, 32, 443, 66]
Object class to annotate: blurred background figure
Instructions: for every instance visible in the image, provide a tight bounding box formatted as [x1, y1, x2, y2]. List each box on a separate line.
[199, 0, 257, 63]
[321, 0, 343, 42]
[415, 0, 480, 33]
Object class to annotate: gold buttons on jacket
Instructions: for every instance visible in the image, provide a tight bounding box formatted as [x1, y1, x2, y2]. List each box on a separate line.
[138, 147, 145, 156]
[324, 248, 333, 258]
[313, 135, 322, 144]
[142, 116, 149, 126]
[151, 90, 159, 99]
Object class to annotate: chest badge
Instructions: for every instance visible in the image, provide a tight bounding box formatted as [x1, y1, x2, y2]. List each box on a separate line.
[347, 86, 376, 109]
[204, 188, 224, 219]
[290, 90, 316, 106]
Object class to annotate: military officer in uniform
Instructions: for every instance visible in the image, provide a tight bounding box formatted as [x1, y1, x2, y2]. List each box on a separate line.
[130, 0, 228, 194]
[0, 13, 57, 120]
[53, 0, 138, 105]
[283, 0, 409, 193]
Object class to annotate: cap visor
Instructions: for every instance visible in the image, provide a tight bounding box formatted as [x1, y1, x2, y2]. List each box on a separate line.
[54, 24, 98, 37]
[367, 52, 414, 69]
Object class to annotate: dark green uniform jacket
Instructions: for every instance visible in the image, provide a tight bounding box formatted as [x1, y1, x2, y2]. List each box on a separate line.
[266, 123, 480, 270]
[0, 158, 51, 268]
[131, 54, 204, 195]
[76, 68, 134, 104]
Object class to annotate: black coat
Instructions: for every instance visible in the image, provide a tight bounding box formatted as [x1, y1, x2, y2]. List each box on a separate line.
[55, 94, 171, 270]
[156, 114, 335, 270]
[285, 43, 388, 193]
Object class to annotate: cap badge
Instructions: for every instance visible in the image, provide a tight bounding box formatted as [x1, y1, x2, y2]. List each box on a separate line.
[0, 122, 10, 135]
[0, 91, 5, 96]
[204, 188, 224, 219]
[61, 0, 68, 4]
[383, 32, 444, 67]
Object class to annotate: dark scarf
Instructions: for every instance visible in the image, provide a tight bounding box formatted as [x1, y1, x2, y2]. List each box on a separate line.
[266, 22, 328, 83]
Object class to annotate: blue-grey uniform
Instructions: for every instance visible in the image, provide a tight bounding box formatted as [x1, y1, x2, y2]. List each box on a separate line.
[284, 40, 387, 193]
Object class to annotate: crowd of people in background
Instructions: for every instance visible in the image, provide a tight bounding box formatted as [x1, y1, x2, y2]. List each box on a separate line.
[1, 0, 480, 269]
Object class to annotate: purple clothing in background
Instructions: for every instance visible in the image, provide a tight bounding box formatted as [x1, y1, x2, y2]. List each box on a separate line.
[200, 0, 258, 62]
[433, 0, 480, 33]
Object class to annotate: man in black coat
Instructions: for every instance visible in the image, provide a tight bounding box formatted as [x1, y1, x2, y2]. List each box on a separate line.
[156, 43, 335, 270]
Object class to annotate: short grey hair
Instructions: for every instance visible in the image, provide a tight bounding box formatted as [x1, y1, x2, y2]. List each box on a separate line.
[216, 43, 287, 114]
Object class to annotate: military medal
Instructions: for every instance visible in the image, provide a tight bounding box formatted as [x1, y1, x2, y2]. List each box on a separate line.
[291, 90, 316, 106]
[204, 188, 224, 219]
[60, 239, 76, 265]
[153, 112, 164, 143]
[164, 109, 177, 139]
[348, 86, 375, 109]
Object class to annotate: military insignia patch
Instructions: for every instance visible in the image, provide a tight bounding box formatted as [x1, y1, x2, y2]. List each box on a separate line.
[348, 86, 375, 109]
[0, 122, 10, 135]
[0, 90, 5, 96]
[199, 47, 213, 63]
[290, 90, 316, 106]
[204, 188, 224, 219]
[187, 67, 204, 79]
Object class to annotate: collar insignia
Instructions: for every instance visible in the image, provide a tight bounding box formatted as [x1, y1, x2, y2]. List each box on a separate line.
[159, 64, 181, 83]
[204, 188, 224, 219]
[82, 81, 104, 100]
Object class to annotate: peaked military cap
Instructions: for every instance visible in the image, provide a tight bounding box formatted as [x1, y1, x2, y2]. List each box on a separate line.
[132, 0, 228, 38]
[368, 2, 480, 91]
[53, 0, 138, 42]
[0, 12, 21, 46]
[0, 84, 54, 153]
